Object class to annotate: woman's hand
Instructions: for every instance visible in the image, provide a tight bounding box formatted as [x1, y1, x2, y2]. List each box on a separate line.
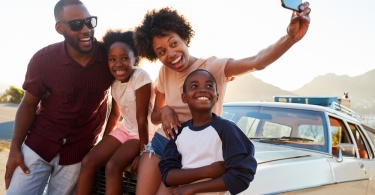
[159, 106, 181, 139]
[287, 1, 311, 42]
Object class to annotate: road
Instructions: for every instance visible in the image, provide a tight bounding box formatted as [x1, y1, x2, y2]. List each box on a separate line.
[0, 102, 18, 141]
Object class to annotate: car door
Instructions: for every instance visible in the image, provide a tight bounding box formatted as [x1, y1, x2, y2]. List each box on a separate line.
[353, 123, 375, 195]
[327, 116, 368, 195]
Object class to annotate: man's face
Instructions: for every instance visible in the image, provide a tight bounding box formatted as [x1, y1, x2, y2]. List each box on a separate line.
[56, 4, 95, 54]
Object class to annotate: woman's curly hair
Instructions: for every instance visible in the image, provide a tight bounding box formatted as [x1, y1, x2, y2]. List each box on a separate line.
[134, 7, 195, 62]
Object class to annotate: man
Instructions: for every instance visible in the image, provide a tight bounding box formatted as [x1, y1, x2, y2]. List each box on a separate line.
[5, 0, 113, 194]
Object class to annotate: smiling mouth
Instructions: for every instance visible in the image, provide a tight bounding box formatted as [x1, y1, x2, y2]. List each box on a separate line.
[80, 37, 91, 42]
[171, 56, 182, 65]
[196, 96, 210, 101]
[114, 70, 126, 75]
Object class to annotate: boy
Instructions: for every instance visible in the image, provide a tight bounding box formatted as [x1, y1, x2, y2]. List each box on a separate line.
[159, 69, 257, 194]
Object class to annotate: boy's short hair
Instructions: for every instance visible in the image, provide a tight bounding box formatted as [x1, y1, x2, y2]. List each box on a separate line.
[183, 69, 217, 93]
[134, 7, 195, 62]
[54, 0, 83, 21]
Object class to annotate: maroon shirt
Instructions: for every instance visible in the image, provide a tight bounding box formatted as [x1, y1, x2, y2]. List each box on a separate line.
[23, 41, 114, 165]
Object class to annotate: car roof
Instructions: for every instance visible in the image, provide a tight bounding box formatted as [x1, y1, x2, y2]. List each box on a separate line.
[223, 101, 361, 123]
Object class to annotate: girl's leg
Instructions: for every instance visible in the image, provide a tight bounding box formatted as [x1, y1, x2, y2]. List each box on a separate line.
[136, 152, 162, 195]
[75, 136, 121, 195]
[105, 139, 139, 194]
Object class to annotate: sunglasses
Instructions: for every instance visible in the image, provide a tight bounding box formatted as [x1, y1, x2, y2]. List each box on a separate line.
[58, 16, 97, 32]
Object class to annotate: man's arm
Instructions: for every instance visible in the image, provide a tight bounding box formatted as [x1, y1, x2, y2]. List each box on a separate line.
[224, 2, 311, 77]
[5, 91, 40, 189]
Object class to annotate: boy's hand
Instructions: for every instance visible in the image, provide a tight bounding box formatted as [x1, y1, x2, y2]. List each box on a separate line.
[206, 161, 226, 178]
[171, 185, 195, 195]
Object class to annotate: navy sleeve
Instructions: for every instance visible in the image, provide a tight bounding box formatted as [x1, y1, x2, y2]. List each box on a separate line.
[158, 135, 182, 187]
[213, 118, 258, 194]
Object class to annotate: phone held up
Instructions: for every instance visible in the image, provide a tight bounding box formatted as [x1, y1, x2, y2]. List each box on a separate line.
[281, 0, 302, 12]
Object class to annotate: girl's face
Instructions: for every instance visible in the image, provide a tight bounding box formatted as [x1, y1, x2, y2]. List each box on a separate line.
[108, 42, 138, 82]
[152, 32, 190, 72]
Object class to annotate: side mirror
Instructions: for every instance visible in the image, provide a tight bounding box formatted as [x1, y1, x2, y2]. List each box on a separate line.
[336, 143, 356, 162]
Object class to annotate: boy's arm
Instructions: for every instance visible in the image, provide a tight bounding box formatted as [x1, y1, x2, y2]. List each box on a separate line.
[102, 97, 120, 136]
[220, 121, 257, 194]
[164, 161, 226, 186]
[158, 135, 226, 187]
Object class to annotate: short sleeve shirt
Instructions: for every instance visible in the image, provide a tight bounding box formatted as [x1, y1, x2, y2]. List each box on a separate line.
[23, 41, 114, 165]
[156, 56, 232, 123]
[111, 68, 157, 136]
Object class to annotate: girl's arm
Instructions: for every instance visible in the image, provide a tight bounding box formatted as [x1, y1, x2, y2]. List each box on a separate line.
[135, 83, 152, 152]
[102, 97, 120, 136]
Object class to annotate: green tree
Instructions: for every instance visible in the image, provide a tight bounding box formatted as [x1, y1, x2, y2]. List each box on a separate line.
[0, 86, 24, 104]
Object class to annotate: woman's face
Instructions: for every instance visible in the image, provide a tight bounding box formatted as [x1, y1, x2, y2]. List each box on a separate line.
[152, 32, 190, 72]
[107, 42, 137, 82]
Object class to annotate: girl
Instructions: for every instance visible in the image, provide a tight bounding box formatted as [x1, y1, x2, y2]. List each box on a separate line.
[134, 3, 311, 194]
[75, 29, 156, 194]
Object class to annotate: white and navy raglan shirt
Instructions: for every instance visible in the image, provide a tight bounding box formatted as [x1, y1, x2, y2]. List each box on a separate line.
[159, 114, 257, 195]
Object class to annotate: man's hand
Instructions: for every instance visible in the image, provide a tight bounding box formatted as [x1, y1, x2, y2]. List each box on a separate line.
[287, 2, 311, 42]
[5, 149, 29, 189]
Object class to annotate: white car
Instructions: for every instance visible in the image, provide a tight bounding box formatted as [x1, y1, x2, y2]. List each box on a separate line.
[93, 97, 375, 195]
[223, 97, 375, 194]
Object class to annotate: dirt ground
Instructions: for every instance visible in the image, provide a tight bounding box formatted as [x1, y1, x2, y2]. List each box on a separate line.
[0, 151, 9, 194]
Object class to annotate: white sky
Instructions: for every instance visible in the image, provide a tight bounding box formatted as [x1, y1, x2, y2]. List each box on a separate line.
[1, 0, 374, 91]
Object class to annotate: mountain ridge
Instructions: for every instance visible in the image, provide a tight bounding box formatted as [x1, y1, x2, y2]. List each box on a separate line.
[224, 69, 375, 114]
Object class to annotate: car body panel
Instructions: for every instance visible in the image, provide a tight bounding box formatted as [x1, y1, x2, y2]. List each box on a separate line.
[222, 100, 375, 195]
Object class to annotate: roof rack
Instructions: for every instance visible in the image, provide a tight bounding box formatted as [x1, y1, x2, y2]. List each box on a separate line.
[274, 96, 362, 120]
[273, 96, 338, 107]
[330, 101, 360, 119]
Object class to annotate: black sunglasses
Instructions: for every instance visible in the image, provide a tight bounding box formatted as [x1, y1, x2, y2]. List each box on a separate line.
[58, 16, 97, 32]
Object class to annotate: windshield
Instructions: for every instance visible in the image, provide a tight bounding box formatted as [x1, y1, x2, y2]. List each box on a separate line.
[222, 105, 328, 152]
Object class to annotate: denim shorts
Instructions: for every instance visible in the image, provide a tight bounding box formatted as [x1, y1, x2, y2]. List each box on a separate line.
[144, 132, 169, 158]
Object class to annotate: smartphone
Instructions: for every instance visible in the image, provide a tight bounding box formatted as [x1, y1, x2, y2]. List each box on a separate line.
[281, 0, 302, 12]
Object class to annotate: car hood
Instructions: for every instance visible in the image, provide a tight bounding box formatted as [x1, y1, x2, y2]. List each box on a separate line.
[253, 141, 319, 164]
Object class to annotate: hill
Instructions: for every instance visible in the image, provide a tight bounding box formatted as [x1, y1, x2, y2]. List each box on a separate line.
[292, 69, 375, 114]
[224, 69, 375, 115]
[224, 73, 295, 102]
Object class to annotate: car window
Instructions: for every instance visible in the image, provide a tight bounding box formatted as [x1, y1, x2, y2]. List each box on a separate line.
[329, 116, 352, 157]
[362, 125, 375, 158]
[223, 105, 327, 152]
[348, 123, 372, 159]
[363, 125, 375, 146]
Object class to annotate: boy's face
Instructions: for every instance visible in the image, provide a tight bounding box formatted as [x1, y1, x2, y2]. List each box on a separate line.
[152, 32, 190, 72]
[182, 71, 219, 111]
[107, 42, 137, 82]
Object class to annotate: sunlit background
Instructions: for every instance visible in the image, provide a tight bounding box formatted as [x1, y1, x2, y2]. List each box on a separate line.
[1, 0, 374, 92]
